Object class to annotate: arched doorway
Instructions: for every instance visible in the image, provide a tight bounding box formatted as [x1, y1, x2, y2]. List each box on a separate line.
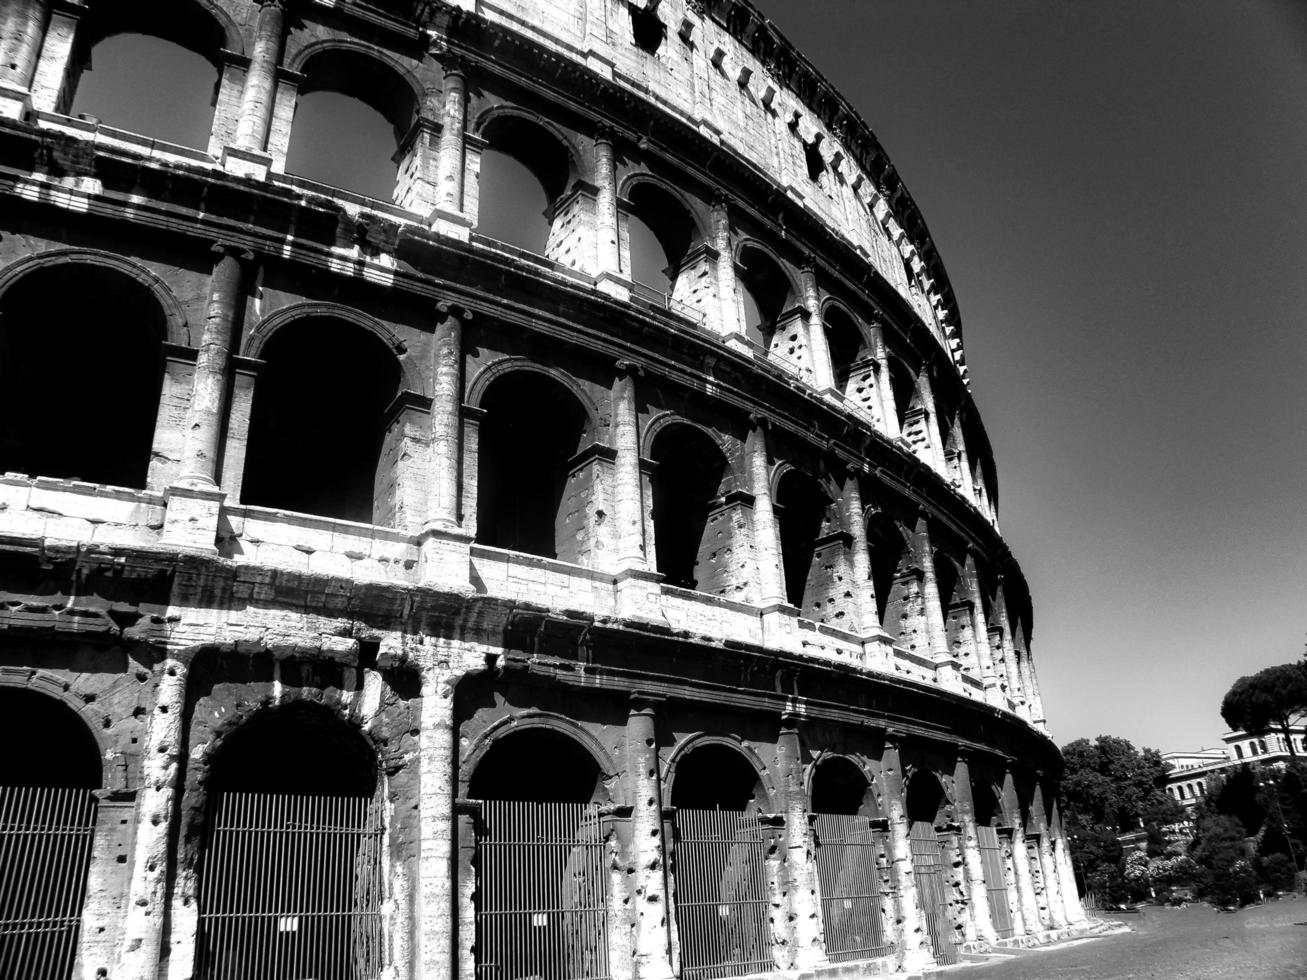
[0, 262, 166, 488]
[669, 743, 773, 980]
[972, 780, 1016, 938]
[808, 758, 894, 962]
[467, 727, 610, 980]
[648, 423, 729, 590]
[242, 316, 402, 524]
[475, 372, 591, 562]
[194, 703, 384, 980]
[904, 771, 959, 965]
[0, 688, 101, 979]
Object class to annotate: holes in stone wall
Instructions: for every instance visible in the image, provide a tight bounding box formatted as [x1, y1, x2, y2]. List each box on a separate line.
[649, 423, 728, 590]
[0, 263, 165, 489]
[775, 469, 828, 610]
[804, 136, 826, 184]
[629, 3, 666, 55]
[475, 372, 589, 561]
[242, 317, 401, 524]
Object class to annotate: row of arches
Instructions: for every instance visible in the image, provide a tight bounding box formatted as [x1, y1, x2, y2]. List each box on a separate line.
[31, 0, 987, 503]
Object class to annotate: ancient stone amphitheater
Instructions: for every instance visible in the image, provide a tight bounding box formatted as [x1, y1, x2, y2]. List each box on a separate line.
[0, 1, 1088, 978]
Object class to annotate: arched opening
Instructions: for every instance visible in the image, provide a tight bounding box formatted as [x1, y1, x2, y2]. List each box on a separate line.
[0, 262, 165, 489]
[775, 469, 829, 611]
[475, 372, 590, 562]
[72, 0, 225, 147]
[906, 771, 948, 828]
[889, 359, 917, 432]
[865, 512, 910, 630]
[905, 770, 959, 963]
[0, 689, 101, 977]
[823, 306, 867, 393]
[243, 317, 402, 524]
[972, 781, 1001, 828]
[196, 703, 384, 980]
[809, 757, 894, 962]
[467, 728, 609, 980]
[477, 115, 571, 254]
[971, 779, 1017, 938]
[649, 423, 729, 590]
[468, 728, 605, 804]
[625, 182, 697, 293]
[736, 244, 790, 349]
[72, 34, 218, 147]
[289, 49, 419, 201]
[671, 742, 773, 979]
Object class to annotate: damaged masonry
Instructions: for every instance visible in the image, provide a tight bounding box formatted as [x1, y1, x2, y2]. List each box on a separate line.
[0, 1, 1089, 979]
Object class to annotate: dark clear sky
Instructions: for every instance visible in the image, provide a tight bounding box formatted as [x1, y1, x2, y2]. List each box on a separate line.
[71, 3, 1307, 754]
[752, 0, 1307, 752]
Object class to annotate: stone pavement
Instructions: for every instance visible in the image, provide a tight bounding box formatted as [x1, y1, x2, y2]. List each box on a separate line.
[950, 898, 1307, 979]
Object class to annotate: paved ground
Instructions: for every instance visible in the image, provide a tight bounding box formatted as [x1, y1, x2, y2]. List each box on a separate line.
[952, 898, 1307, 979]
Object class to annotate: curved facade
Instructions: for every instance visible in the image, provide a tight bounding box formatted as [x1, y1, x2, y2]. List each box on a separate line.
[0, 1, 1087, 978]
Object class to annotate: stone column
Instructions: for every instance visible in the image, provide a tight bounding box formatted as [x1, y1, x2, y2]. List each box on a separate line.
[627, 698, 676, 980]
[1037, 828, 1067, 929]
[871, 321, 901, 440]
[116, 646, 194, 979]
[746, 421, 786, 606]
[178, 245, 249, 486]
[915, 368, 947, 474]
[993, 580, 1027, 714]
[963, 553, 1003, 707]
[711, 194, 742, 337]
[1007, 781, 1041, 935]
[1024, 649, 1047, 727]
[233, 0, 287, 153]
[428, 302, 470, 529]
[881, 737, 934, 973]
[952, 754, 998, 944]
[775, 720, 827, 970]
[437, 57, 468, 216]
[612, 363, 647, 570]
[0, 0, 48, 115]
[418, 663, 458, 980]
[594, 127, 622, 278]
[953, 422, 976, 501]
[1052, 824, 1086, 924]
[913, 514, 959, 690]
[800, 262, 836, 392]
[839, 472, 880, 638]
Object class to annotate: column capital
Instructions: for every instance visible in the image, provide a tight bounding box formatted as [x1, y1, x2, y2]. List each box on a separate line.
[436, 299, 474, 322]
[210, 242, 254, 263]
[615, 358, 644, 377]
[594, 121, 618, 146]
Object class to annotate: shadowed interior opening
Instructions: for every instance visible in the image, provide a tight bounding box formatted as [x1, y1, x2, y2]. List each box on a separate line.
[810, 757, 874, 816]
[670, 744, 763, 811]
[906, 771, 947, 826]
[775, 469, 828, 609]
[468, 729, 604, 803]
[0, 689, 101, 788]
[650, 424, 728, 590]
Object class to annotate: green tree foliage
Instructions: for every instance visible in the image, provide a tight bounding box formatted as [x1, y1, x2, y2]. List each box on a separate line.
[1189, 814, 1259, 906]
[1220, 662, 1307, 756]
[1061, 735, 1184, 832]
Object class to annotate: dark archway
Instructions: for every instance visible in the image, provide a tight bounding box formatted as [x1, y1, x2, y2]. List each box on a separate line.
[289, 49, 420, 201]
[0, 263, 165, 489]
[866, 512, 910, 629]
[475, 372, 590, 561]
[649, 423, 729, 590]
[810, 756, 874, 816]
[906, 771, 948, 827]
[626, 181, 697, 292]
[824, 306, 866, 393]
[468, 728, 605, 804]
[736, 244, 790, 349]
[477, 115, 572, 254]
[243, 316, 402, 524]
[197, 703, 384, 980]
[670, 743, 765, 812]
[0, 688, 102, 979]
[775, 469, 829, 610]
[889, 359, 916, 430]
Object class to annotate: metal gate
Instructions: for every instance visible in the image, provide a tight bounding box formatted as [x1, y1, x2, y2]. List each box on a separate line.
[974, 826, 1014, 938]
[811, 814, 895, 962]
[673, 809, 772, 980]
[0, 785, 97, 980]
[907, 822, 959, 966]
[195, 792, 385, 980]
[474, 800, 610, 980]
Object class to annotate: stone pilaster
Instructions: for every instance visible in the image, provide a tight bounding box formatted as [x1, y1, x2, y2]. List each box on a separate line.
[116, 646, 195, 980]
[418, 664, 458, 980]
[1052, 826, 1086, 924]
[800, 263, 835, 392]
[612, 363, 647, 570]
[775, 720, 827, 970]
[963, 553, 1003, 707]
[224, 0, 286, 175]
[913, 514, 960, 690]
[881, 737, 935, 973]
[627, 698, 676, 980]
[711, 194, 742, 337]
[438, 57, 468, 215]
[0, 0, 48, 116]
[594, 127, 622, 279]
[871, 321, 901, 440]
[952, 755, 998, 944]
[1009, 809, 1041, 934]
[914, 367, 948, 475]
[746, 421, 786, 606]
[839, 472, 881, 639]
[428, 302, 470, 529]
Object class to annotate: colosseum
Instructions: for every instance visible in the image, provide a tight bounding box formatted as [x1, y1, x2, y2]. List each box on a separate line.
[0, 1, 1089, 978]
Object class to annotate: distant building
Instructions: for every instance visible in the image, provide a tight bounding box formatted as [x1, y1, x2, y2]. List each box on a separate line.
[1163, 727, 1307, 810]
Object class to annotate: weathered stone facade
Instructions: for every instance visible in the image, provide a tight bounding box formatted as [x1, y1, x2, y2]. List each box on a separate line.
[0, 2, 1086, 978]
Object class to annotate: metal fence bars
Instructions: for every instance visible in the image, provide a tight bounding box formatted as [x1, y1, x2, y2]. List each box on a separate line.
[0, 785, 97, 980]
[195, 791, 385, 980]
[811, 813, 895, 962]
[673, 809, 773, 980]
[974, 826, 1015, 938]
[907, 822, 959, 966]
[474, 800, 610, 980]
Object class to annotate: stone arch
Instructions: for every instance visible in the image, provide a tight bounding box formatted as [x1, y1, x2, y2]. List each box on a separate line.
[904, 767, 950, 827]
[0, 248, 189, 345]
[865, 507, 912, 630]
[647, 416, 735, 590]
[807, 752, 880, 816]
[245, 301, 422, 395]
[78, 0, 241, 67]
[772, 463, 835, 611]
[471, 105, 583, 200]
[289, 39, 426, 137]
[820, 299, 870, 394]
[0, 670, 107, 788]
[460, 710, 618, 803]
[620, 172, 708, 291]
[734, 238, 800, 349]
[619, 172, 709, 243]
[465, 357, 600, 434]
[663, 733, 776, 813]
